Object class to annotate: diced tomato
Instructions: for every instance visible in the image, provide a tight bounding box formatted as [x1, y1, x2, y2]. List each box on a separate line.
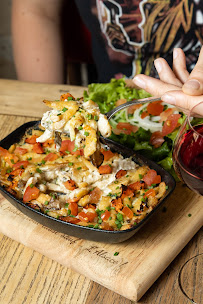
[0, 147, 9, 157]
[101, 210, 111, 221]
[60, 140, 82, 156]
[89, 187, 102, 204]
[150, 131, 165, 148]
[147, 101, 164, 116]
[43, 139, 55, 147]
[129, 181, 145, 191]
[115, 98, 127, 107]
[144, 189, 156, 198]
[67, 197, 80, 204]
[13, 160, 29, 170]
[101, 222, 114, 231]
[64, 179, 77, 191]
[100, 148, 115, 161]
[162, 114, 181, 136]
[60, 93, 75, 101]
[44, 153, 58, 162]
[122, 206, 133, 219]
[14, 147, 28, 155]
[153, 175, 161, 184]
[160, 108, 174, 122]
[141, 111, 149, 119]
[25, 135, 38, 144]
[98, 165, 112, 174]
[81, 211, 96, 222]
[69, 202, 78, 216]
[143, 169, 161, 186]
[85, 204, 96, 209]
[23, 185, 40, 202]
[78, 211, 97, 222]
[116, 122, 138, 135]
[115, 169, 127, 179]
[121, 186, 134, 199]
[0, 147, 18, 166]
[111, 197, 123, 212]
[127, 104, 142, 114]
[59, 216, 80, 224]
[10, 168, 24, 176]
[33, 143, 44, 154]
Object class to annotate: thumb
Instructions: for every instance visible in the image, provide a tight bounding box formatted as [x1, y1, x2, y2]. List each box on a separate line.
[182, 47, 203, 96]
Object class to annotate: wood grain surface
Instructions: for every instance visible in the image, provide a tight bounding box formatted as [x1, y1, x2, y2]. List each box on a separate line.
[0, 80, 202, 304]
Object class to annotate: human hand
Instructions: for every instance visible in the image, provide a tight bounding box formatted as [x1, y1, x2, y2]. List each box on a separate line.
[133, 47, 203, 113]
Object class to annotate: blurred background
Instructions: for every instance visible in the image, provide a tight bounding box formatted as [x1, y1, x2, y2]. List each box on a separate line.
[0, 0, 96, 86]
[0, 0, 16, 80]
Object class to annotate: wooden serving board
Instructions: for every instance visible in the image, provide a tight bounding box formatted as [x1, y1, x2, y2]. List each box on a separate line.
[0, 184, 202, 302]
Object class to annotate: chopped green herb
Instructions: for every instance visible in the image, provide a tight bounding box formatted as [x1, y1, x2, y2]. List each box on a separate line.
[77, 167, 82, 170]
[6, 169, 12, 173]
[188, 213, 192, 217]
[88, 224, 94, 228]
[84, 131, 89, 136]
[41, 160, 46, 164]
[134, 222, 137, 225]
[76, 155, 81, 158]
[30, 183, 34, 188]
[65, 150, 70, 154]
[20, 165, 24, 169]
[109, 217, 112, 220]
[78, 126, 83, 130]
[67, 209, 71, 215]
[36, 168, 42, 173]
[114, 181, 119, 184]
[67, 96, 73, 100]
[116, 186, 120, 190]
[111, 207, 115, 210]
[106, 206, 111, 211]
[68, 162, 73, 166]
[65, 203, 69, 208]
[11, 159, 14, 164]
[94, 115, 98, 121]
[62, 107, 68, 112]
[98, 219, 102, 224]
[126, 175, 129, 177]
[165, 185, 169, 190]
[117, 222, 122, 229]
[57, 113, 62, 116]
[44, 201, 49, 205]
[94, 224, 99, 229]
[86, 114, 92, 120]
[114, 252, 119, 256]
[139, 174, 143, 179]
[27, 157, 32, 161]
[73, 145, 78, 152]
[116, 213, 123, 222]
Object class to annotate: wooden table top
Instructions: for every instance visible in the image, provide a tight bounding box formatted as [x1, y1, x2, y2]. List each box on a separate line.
[0, 79, 202, 304]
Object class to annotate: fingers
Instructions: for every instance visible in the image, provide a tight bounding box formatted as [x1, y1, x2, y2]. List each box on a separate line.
[161, 90, 203, 114]
[133, 74, 180, 97]
[154, 58, 183, 87]
[182, 46, 203, 96]
[172, 48, 189, 83]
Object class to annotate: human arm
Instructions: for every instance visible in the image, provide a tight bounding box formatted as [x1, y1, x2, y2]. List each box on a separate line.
[133, 47, 203, 112]
[12, 0, 64, 84]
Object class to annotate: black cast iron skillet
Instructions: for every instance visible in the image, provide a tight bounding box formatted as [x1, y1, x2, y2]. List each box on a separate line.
[0, 121, 176, 243]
